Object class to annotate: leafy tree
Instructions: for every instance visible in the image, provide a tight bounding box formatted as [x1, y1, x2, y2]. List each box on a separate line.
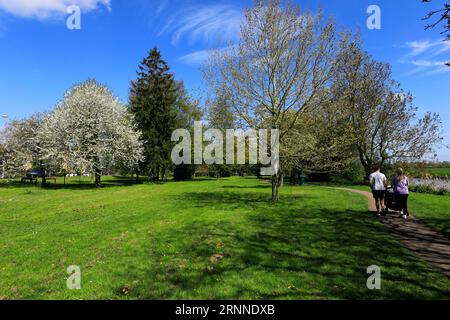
[284, 94, 358, 179]
[207, 89, 235, 132]
[38, 80, 143, 187]
[129, 48, 180, 181]
[174, 82, 203, 130]
[0, 113, 45, 178]
[206, 90, 238, 177]
[205, 0, 338, 201]
[333, 39, 444, 178]
[172, 81, 203, 180]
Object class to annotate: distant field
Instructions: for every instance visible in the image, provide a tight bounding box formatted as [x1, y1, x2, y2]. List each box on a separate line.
[424, 168, 450, 177]
[1, 177, 449, 299]
[408, 167, 450, 178]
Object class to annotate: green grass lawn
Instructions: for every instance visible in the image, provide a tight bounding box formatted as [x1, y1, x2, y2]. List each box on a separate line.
[409, 193, 450, 238]
[1, 177, 449, 300]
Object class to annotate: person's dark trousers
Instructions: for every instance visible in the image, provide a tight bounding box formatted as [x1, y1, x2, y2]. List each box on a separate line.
[397, 194, 409, 216]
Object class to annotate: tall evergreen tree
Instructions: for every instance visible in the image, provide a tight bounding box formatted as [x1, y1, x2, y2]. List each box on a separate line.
[129, 48, 178, 181]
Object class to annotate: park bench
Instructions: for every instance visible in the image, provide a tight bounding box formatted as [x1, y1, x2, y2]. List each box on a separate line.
[21, 176, 38, 184]
[44, 177, 57, 184]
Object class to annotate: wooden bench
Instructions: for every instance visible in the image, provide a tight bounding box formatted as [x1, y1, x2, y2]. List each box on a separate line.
[21, 177, 38, 184]
[44, 177, 57, 184]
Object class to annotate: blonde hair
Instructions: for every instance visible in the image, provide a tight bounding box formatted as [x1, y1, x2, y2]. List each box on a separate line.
[397, 167, 406, 181]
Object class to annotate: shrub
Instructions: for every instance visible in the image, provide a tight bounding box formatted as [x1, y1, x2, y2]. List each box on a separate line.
[173, 164, 195, 181]
[410, 178, 450, 196]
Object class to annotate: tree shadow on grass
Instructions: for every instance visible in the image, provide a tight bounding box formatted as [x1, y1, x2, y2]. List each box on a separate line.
[221, 185, 271, 189]
[0, 176, 224, 191]
[114, 190, 450, 300]
[0, 177, 163, 190]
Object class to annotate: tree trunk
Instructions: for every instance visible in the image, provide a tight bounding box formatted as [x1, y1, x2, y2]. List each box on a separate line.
[364, 164, 372, 181]
[135, 169, 139, 184]
[94, 169, 102, 188]
[271, 173, 282, 202]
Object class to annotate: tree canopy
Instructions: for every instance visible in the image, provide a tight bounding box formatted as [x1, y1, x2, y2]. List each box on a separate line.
[130, 48, 201, 181]
[38, 80, 143, 187]
[206, 0, 339, 201]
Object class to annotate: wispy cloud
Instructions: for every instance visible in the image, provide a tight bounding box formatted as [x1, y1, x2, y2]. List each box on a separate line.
[179, 45, 238, 67]
[410, 59, 448, 68]
[400, 39, 450, 75]
[156, 0, 169, 15]
[0, 0, 111, 20]
[159, 4, 242, 46]
[405, 40, 436, 57]
[179, 49, 210, 66]
[405, 39, 450, 57]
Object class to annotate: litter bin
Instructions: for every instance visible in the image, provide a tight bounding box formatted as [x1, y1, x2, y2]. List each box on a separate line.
[299, 175, 306, 186]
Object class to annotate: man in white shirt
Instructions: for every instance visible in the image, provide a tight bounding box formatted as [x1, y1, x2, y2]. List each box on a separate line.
[369, 165, 387, 215]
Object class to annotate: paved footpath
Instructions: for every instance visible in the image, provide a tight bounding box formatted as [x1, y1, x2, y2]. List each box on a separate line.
[337, 188, 450, 278]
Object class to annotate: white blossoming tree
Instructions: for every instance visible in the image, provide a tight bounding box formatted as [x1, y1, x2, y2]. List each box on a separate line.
[0, 113, 45, 178]
[38, 80, 143, 187]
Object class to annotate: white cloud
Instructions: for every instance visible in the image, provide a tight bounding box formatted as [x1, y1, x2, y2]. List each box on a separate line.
[405, 39, 450, 57]
[179, 49, 210, 66]
[0, 0, 111, 19]
[401, 39, 450, 75]
[179, 45, 238, 66]
[405, 40, 436, 57]
[160, 4, 242, 46]
[410, 59, 448, 67]
[402, 59, 450, 75]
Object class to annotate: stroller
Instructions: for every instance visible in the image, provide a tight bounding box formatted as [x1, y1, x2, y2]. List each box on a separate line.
[383, 187, 402, 214]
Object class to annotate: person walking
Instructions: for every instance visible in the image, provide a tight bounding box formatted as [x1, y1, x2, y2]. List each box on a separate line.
[369, 165, 387, 215]
[392, 167, 410, 220]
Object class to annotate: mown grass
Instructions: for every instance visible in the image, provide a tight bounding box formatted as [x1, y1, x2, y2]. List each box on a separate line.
[0, 177, 449, 300]
[409, 193, 450, 238]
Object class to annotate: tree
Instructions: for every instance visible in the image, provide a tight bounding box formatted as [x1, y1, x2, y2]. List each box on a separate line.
[129, 48, 180, 181]
[174, 82, 203, 130]
[38, 80, 143, 187]
[0, 113, 45, 178]
[333, 39, 444, 178]
[422, 0, 450, 66]
[205, 0, 338, 201]
[207, 89, 236, 132]
[285, 95, 358, 178]
[206, 89, 239, 177]
[172, 81, 203, 180]
[422, 1, 450, 39]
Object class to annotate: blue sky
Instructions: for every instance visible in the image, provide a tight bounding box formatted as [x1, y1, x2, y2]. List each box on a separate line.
[0, 0, 449, 160]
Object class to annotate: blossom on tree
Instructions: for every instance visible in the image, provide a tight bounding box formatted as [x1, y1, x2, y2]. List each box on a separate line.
[0, 113, 45, 178]
[38, 80, 143, 186]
